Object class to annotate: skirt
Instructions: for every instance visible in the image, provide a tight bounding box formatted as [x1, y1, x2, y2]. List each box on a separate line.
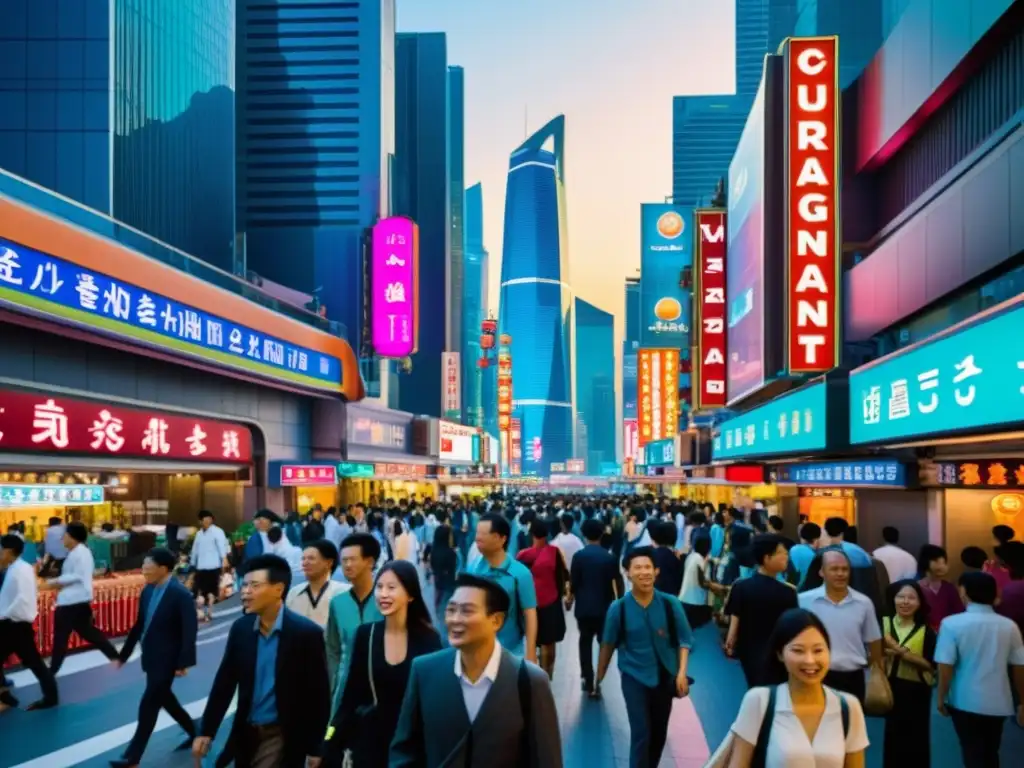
[883, 677, 931, 767]
[536, 600, 567, 645]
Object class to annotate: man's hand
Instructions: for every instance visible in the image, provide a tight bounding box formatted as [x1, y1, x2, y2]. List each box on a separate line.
[525, 651, 538, 664]
[723, 637, 735, 657]
[175, 668, 188, 677]
[937, 700, 949, 717]
[192, 736, 212, 762]
[675, 671, 690, 698]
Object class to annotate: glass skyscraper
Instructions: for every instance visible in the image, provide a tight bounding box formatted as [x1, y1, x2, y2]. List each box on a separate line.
[463, 182, 489, 427]
[448, 66, 465, 369]
[236, 0, 395, 343]
[574, 298, 615, 472]
[395, 32, 449, 417]
[0, 0, 236, 271]
[499, 115, 572, 475]
[622, 276, 641, 422]
[794, 1, 883, 88]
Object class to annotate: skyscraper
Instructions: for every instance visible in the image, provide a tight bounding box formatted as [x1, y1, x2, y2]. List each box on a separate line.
[499, 115, 572, 475]
[0, 0, 236, 271]
[236, 0, 395, 342]
[463, 182, 489, 427]
[448, 66, 465, 370]
[794, 1, 884, 88]
[575, 298, 616, 472]
[622, 276, 641, 422]
[395, 32, 450, 417]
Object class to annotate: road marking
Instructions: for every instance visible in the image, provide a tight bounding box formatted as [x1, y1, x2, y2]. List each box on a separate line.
[9, 695, 238, 768]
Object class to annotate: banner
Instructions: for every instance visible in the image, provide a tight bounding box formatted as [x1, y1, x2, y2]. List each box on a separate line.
[694, 209, 728, 409]
[442, 351, 461, 419]
[637, 348, 679, 446]
[623, 419, 639, 460]
[639, 204, 692, 350]
[371, 216, 419, 358]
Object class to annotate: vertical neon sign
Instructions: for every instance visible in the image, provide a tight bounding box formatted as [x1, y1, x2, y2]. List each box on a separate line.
[371, 216, 419, 357]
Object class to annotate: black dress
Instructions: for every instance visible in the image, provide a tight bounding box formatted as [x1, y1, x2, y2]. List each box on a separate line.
[329, 620, 443, 767]
[882, 620, 936, 768]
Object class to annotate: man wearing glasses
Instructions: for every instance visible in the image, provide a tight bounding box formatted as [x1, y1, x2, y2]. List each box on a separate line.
[193, 554, 330, 767]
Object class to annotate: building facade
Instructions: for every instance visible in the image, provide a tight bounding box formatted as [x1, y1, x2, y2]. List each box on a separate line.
[498, 115, 573, 475]
[462, 182, 489, 427]
[574, 298, 616, 473]
[622, 276, 641, 423]
[448, 66, 465, 367]
[236, 0, 395, 344]
[394, 32, 449, 417]
[0, 0, 236, 272]
[794, 0, 884, 89]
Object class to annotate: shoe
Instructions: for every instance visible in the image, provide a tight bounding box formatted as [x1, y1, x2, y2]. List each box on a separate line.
[26, 699, 57, 711]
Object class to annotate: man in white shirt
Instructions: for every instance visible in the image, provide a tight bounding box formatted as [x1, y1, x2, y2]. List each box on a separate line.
[872, 526, 918, 583]
[189, 510, 229, 622]
[323, 508, 345, 549]
[267, 526, 304, 586]
[0, 534, 59, 710]
[47, 522, 119, 674]
[553, 513, 584, 568]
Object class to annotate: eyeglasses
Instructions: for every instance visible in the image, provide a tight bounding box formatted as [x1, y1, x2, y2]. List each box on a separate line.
[241, 581, 268, 592]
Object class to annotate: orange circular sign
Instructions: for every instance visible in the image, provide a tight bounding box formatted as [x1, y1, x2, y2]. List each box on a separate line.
[656, 211, 684, 239]
[654, 297, 682, 321]
[991, 493, 1024, 518]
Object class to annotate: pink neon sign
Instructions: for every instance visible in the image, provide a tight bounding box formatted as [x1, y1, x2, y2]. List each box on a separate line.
[371, 216, 419, 358]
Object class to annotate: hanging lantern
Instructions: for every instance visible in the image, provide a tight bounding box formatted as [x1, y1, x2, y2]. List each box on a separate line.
[482, 318, 497, 335]
[499, 333, 512, 346]
[480, 334, 495, 350]
[477, 357, 490, 368]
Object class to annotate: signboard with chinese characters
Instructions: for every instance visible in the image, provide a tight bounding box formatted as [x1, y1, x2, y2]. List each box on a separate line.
[712, 381, 828, 460]
[346, 406, 410, 451]
[0, 388, 252, 462]
[550, 462, 566, 472]
[638, 348, 679, 446]
[371, 216, 419, 358]
[646, 437, 676, 467]
[850, 301, 1024, 444]
[777, 460, 907, 487]
[273, 464, 338, 487]
[566, 459, 585, 473]
[784, 37, 841, 374]
[0, 484, 105, 508]
[694, 208, 728, 409]
[439, 420, 475, 463]
[0, 241, 343, 392]
[933, 460, 1024, 489]
[509, 417, 522, 476]
[623, 418, 639, 460]
[337, 462, 375, 478]
[442, 352, 461, 419]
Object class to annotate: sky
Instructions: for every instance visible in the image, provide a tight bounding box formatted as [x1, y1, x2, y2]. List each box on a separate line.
[396, 0, 736, 334]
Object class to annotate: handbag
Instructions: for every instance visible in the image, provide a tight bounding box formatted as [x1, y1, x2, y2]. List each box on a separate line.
[863, 663, 894, 716]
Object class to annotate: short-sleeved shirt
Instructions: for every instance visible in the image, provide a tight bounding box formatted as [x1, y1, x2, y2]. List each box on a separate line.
[680, 553, 708, 606]
[798, 587, 882, 671]
[467, 554, 537, 652]
[725, 573, 798, 660]
[601, 591, 693, 688]
[732, 684, 869, 768]
[788, 543, 816, 585]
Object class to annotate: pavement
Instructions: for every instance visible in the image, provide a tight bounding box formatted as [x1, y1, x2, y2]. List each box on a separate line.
[3, 585, 1024, 766]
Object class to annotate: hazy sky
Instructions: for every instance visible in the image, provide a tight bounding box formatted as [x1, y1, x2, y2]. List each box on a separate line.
[396, 0, 736, 333]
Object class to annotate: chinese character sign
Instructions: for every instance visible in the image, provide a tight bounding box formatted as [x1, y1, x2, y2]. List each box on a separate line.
[646, 438, 675, 467]
[850, 303, 1024, 444]
[371, 217, 419, 358]
[442, 352, 461, 418]
[623, 419, 639, 460]
[785, 37, 841, 373]
[933, 460, 1024, 489]
[638, 348, 679, 446]
[509, 417, 522, 476]
[0, 240, 342, 389]
[0, 484, 106, 509]
[0, 388, 252, 462]
[780, 460, 906, 487]
[278, 464, 338, 487]
[694, 209, 728, 409]
[712, 382, 828, 460]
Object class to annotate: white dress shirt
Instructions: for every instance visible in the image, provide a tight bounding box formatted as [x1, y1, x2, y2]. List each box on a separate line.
[455, 640, 503, 722]
[871, 544, 918, 583]
[0, 558, 39, 623]
[286, 579, 350, 628]
[323, 515, 344, 548]
[553, 532, 584, 568]
[798, 586, 881, 671]
[190, 525, 229, 570]
[52, 543, 96, 607]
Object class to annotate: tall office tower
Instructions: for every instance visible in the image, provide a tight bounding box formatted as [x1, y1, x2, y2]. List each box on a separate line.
[622, 276, 641, 423]
[574, 298, 616, 472]
[795, 1, 883, 88]
[0, 0, 236, 272]
[498, 115, 572, 476]
[672, 0, 796, 205]
[448, 66, 465, 368]
[395, 32, 450, 417]
[236, 0, 395, 342]
[463, 182, 489, 427]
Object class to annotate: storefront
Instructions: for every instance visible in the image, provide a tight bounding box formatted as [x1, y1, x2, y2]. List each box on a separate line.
[436, 466, 499, 498]
[681, 465, 776, 510]
[0, 385, 255, 534]
[339, 404, 435, 504]
[267, 462, 338, 514]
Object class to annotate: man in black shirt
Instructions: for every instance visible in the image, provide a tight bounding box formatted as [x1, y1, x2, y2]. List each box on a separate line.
[651, 521, 684, 597]
[724, 534, 797, 686]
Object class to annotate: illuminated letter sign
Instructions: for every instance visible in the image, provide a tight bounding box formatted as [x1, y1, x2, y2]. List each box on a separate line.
[694, 209, 727, 409]
[638, 348, 679, 446]
[372, 216, 419, 358]
[785, 37, 840, 373]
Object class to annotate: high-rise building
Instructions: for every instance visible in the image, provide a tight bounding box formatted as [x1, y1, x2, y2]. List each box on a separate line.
[463, 182, 489, 426]
[0, 0, 236, 272]
[236, 0, 395, 343]
[794, 1, 884, 88]
[622, 276, 641, 422]
[575, 298, 616, 473]
[498, 115, 572, 475]
[395, 32, 450, 417]
[448, 66, 465, 368]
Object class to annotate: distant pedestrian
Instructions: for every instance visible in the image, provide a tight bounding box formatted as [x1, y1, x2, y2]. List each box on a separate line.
[189, 511, 229, 623]
[286, 540, 347, 629]
[568, 518, 621, 698]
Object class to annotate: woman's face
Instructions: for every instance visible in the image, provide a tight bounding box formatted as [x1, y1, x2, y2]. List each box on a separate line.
[780, 627, 830, 685]
[375, 569, 411, 617]
[894, 585, 920, 618]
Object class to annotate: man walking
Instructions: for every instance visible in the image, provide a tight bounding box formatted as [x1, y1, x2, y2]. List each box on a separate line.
[286, 540, 346, 628]
[568, 518, 621, 698]
[390, 573, 562, 767]
[194, 554, 329, 767]
[190, 510, 229, 623]
[111, 548, 197, 767]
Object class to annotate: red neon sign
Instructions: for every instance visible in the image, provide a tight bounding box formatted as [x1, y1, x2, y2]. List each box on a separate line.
[0, 388, 252, 462]
[694, 209, 727, 409]
[786, 36, 840, 373]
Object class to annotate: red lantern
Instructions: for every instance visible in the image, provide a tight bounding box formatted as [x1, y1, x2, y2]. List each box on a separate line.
[477, 357, 490, 368]
[480, 334, 494, 350]
[482, 318, 497, 334]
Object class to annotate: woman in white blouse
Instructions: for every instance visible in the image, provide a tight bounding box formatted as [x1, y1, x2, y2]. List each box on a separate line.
[727, 608, 869, 768]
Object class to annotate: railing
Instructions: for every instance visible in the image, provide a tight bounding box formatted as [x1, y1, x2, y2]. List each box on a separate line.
[0, 168, 347, 339]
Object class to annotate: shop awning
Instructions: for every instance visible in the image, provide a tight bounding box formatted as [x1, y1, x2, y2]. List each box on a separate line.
[0, 454, 249, 473]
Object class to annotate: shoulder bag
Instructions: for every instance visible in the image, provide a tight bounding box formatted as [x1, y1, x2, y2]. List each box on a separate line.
[617, 593, 694, 697]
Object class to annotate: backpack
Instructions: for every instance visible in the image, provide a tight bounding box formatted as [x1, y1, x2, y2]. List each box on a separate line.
[752, 685, 850, 767]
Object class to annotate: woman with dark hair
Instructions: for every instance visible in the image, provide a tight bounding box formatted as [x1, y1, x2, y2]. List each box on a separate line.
[881, 579, 935, 767]
[918, 544, 963, 630]
[517, 517, 568, 679]
[325, 560, 441, 767]
[429, 524, 459, 624]
[724, 608, 869, 767]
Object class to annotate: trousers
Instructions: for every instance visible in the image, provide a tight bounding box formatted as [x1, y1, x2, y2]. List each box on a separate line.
[50, 603, 119, 674]
[123, 672, 195, 762]
[0, 619, 59, 704]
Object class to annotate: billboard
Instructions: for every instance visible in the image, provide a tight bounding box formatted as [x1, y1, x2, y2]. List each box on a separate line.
[785, 37, 840, 373]
[694, 209, 728, 410]
[439, 420, 475, 462]
[442, 351, 461, 419]
[639, 204, 692, 350]
[509, 417, 522, 475]
[637, 347, 680, 446]
[371, 216, 419, 358]
[726, 75, 768, 403]
[623, 418, 639, 460]
[712, 381, 828, 460]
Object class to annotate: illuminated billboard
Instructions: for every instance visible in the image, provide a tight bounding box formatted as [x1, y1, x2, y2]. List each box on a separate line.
[371, 216, 419, 358]
[694, 209, 727, 410]
[639, 204, 692, 350]
[638, 347, 680, 446]
[785, 36, 841, 373]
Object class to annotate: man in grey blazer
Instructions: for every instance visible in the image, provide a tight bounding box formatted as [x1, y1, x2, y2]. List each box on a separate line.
[390, 573, 563, 767]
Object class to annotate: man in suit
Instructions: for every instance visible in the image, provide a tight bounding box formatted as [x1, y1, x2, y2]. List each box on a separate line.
[110, 547, 197, 767]
[390, 573, 563, 767]
[568, 518, 623, 698]
[194, 554, 330, 768]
